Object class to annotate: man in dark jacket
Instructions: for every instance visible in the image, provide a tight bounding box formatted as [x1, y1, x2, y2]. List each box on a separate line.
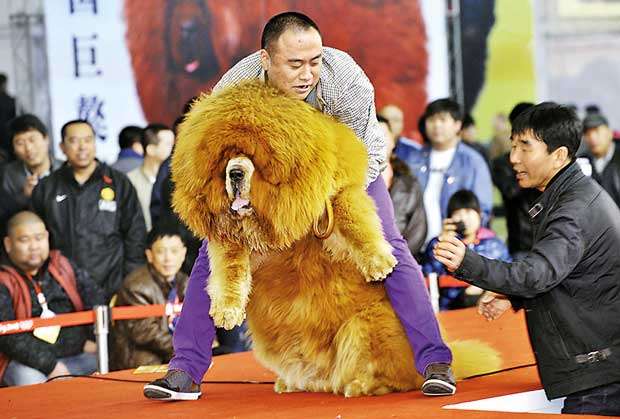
[112, 224, 188, 370]
[434, 103, 620, 416]
[31, 120, 146, 302]
[0, 211, 104, 386]
[0, 115, 62, 237]
[581, 113, 620, 209]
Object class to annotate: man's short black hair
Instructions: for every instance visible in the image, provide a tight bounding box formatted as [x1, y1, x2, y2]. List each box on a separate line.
[508, 102, 534, 125]
[462, 113, 475, 129]
[60, 119, 94, 142]
[447, 189, 480, 217]
[261, 12, 320, 51]
[146, 222, 185, 249]
[8, 114, 48, 141]
[142, 123, 171, 150]
[424, 98, 463, 122]
[511, 102, 581, 160]
[118, 125, 143, 150]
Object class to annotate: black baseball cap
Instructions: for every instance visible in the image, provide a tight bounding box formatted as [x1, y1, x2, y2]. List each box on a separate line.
[583, 113, 609, 132]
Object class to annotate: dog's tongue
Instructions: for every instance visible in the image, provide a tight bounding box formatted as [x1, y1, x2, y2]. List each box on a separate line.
[231, 197, 249, 211]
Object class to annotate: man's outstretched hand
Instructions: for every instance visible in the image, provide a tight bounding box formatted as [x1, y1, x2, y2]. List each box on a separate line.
[433, 235, 466, 272]
[477, 291, 512, 321]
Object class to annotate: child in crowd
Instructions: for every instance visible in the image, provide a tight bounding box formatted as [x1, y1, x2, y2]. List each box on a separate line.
[423, 190, 511, 310]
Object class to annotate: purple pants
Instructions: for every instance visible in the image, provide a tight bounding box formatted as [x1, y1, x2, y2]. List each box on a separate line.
[170, 176, 452, 384]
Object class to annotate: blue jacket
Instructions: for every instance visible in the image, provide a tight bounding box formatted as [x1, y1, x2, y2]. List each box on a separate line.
[399, 141, 493, 225]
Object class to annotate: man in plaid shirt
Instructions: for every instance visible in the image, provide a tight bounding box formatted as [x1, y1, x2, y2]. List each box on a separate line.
[145, 11, 455, 400]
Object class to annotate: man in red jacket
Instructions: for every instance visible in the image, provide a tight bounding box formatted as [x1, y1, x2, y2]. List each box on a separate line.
[0, 211, 103, 386]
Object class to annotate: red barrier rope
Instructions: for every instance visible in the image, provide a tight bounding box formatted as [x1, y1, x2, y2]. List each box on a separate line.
[0, 303, 183, 336]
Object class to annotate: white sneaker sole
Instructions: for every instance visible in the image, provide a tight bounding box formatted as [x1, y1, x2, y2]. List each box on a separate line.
[421, 379, 456, 396]
[143, 384, 202, 401]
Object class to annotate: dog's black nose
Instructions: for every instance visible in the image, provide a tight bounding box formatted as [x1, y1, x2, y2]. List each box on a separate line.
[229, 168, 244, 182]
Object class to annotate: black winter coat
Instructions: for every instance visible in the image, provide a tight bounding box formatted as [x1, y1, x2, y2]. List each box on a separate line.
[583, 141, 620, 209]
[388, 157, 427, 255]
[456, 162, 620, 399]
[0, 158, 62, 237]
[31, 162, 146, 301]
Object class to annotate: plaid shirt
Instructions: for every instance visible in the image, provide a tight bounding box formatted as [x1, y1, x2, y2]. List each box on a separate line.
[213, 47, 386, 183]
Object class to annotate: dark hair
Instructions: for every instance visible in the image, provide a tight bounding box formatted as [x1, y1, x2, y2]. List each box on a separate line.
[60, 119, 94, 142]
[261, 12, 320, 51]
[0, 73, 6, 88]
[585, 104, 601, 115]
[508, 102, 534, 125]
[142, 123, 171, 150]
[511, 102, 581, 160]
[447, 190, 480, 217]
[424, 98, 463, 122]
[8, 114, 48, 141]
[146, 223, 185, 249]
[118, 125, 143, 149]
[462, 113, 475, 129]
[376, 114, 391, 131]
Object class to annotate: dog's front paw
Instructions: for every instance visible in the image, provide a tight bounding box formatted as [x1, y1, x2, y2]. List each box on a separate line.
[359, 243, 397, 282]
[209, 298, 246, 330]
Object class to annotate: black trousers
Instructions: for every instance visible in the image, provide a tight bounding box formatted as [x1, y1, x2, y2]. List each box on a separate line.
[562, 382, 620, 416]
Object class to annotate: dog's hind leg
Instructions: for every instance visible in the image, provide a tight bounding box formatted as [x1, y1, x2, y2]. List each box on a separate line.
[331, 304, 390, 397]
[207, 239, 252, 330]
[331, 312, 373, 397]
[325, 186, 397, 282]
[332, 302, 422, 396]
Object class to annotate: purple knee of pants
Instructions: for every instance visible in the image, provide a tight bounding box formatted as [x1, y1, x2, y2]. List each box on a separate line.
[170, 176, 451, 384]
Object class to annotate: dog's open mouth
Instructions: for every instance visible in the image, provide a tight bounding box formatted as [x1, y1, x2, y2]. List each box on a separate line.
[231, 189, 251, 213]
[226, 157, 254, 217]
[230, 184, 252, 216]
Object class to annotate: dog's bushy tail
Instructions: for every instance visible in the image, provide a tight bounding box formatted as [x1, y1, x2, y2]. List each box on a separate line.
[448, 340, 502, 380]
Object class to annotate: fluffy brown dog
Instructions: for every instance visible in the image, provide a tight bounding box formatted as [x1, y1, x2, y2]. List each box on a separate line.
[172, 81, 500, 396]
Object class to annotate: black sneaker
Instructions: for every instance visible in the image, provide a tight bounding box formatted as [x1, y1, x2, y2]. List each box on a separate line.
[421, 363, 456, 396]
[143, 369, 202, 401]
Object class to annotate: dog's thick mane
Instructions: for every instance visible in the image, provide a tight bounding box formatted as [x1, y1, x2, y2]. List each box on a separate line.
[171, 81, 367, 249]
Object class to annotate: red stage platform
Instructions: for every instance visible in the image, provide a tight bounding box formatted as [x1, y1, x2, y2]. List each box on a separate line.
[0, 308, 603, 418]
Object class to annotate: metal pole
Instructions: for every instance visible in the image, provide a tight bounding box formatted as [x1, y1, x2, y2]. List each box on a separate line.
[93, 305, 110, 374]
[447, 0, 465, 109]
[428, 272, 440, 314]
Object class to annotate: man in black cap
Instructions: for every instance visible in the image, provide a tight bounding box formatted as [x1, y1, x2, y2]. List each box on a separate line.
[582, 113, 620, 208]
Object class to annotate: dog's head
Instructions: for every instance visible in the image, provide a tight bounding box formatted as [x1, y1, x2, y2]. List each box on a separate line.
[171, 81, 365, 251]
